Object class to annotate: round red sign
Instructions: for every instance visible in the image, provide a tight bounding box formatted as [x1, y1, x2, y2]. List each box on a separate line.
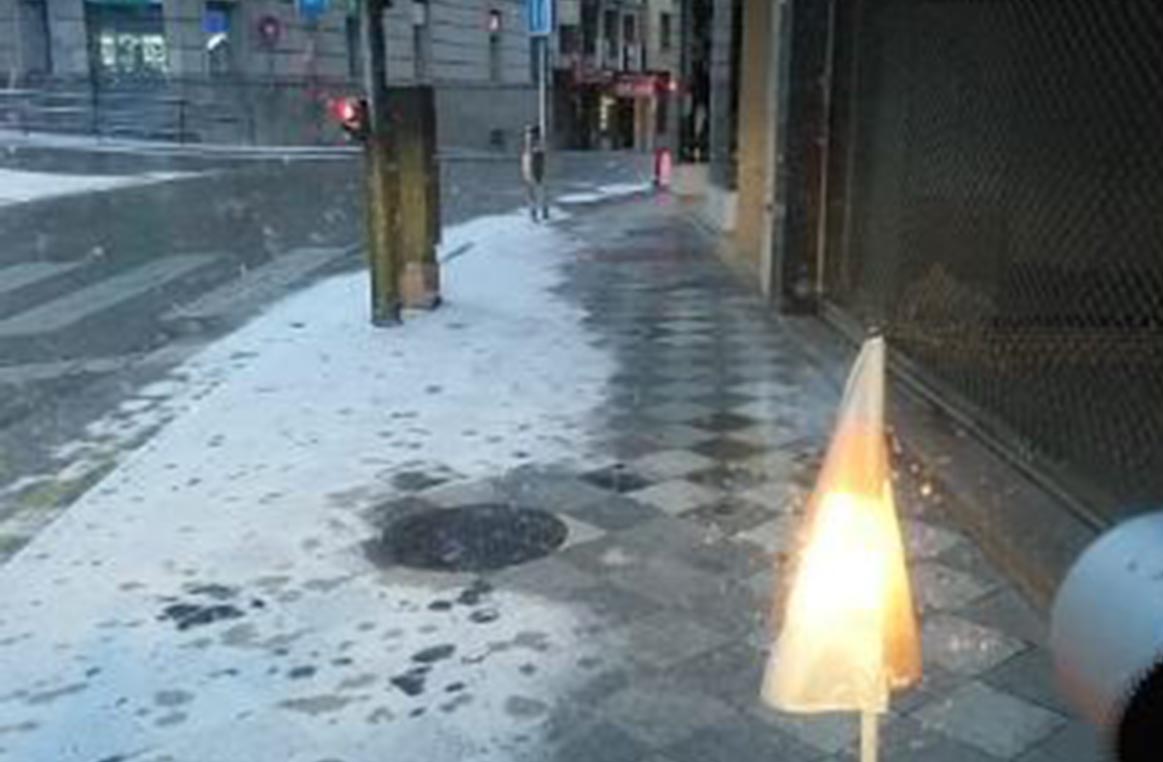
[257, 15, 282, 48]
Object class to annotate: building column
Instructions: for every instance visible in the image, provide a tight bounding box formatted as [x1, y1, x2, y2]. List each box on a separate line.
[164, 0, 204, 77]
[733, 0, 775, 275]
[45, 0, 88, 77]
[706, 0, 736, 189]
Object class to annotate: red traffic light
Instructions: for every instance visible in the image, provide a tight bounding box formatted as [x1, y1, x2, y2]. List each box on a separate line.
[330, 96, 369, 141]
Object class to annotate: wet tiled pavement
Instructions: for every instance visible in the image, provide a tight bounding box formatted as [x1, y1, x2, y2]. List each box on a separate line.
[361, 199, 1103, 761]
[0, 194, 1103, 761]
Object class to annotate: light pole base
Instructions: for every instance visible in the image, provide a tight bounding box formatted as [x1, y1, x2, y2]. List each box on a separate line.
[400, 262, 442, 310]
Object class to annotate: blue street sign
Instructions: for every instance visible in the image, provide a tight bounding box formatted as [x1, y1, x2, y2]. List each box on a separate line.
[526, 0, 554, 36]
[298, 0, 329, 22]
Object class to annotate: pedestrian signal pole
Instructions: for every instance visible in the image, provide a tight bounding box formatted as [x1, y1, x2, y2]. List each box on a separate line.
[360, 0, 402, 326]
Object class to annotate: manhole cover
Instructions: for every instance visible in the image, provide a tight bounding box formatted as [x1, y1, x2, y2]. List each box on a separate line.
[379, 504, 569, 572]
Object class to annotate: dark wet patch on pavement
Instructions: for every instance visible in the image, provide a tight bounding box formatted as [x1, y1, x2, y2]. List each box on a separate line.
[411, 644, 455, 664]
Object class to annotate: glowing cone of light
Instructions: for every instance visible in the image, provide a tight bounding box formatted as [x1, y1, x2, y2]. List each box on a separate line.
[761, 337, 921, 762]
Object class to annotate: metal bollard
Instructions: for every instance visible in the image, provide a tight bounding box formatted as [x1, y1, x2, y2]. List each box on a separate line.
[1050, 511, 1163, 762]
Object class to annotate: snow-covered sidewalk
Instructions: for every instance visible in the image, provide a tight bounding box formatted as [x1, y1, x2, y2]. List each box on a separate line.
[0, 198, 1087, 762]
[0, 211, 618, 761]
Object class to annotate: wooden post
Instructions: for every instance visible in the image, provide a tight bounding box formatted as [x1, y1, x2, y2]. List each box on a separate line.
[360, 0, 402, 326]
[395, 85, 441, 309]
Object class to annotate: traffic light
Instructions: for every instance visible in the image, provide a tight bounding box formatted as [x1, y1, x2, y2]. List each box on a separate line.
[332, 96, 369, 141]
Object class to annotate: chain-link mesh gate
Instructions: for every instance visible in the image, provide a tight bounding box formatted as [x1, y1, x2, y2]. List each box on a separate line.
[821, 0, 1163, 519]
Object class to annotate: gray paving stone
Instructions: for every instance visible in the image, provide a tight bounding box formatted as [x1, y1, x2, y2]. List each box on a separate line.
[643, 423, 718, 449]
[548, 718, 653, 762]
[691, 436, 769, 462]
[598, 554, 729, 612]
[602, 610, 735, 670]
[913, 681, 1065, 759]
[751, 706, 865, 755]
[981, 647, 1070, 715]
[735, 514, 800, 556]
[667, 641, 767, 702]
[559, 494, 665, 532]
[490, 555, 600, 599]
[662, 712, 820, 762]
[644, 401, 715, 423]
[912, 561, 992, 612]
[599, 678, 740, 748]
[496, 469, 614, 513]
[628, 479, 722, 515]
[905, 519, 966, 560]
[569, 583, 665, 626]
[961, 587, 1049, 648]
[937, 540, 1011, 593]
[564, 517, 723, 569]
[686, 497, 777, 536]
[892, 662, 962, 714]
[923, 613, 1029, 676]
[731, 399, 797, 422]
[832, 715, 1002, 762]
[733, 482, 799, 512]
[630, 450, 717, 480]
[1015, 720, 1106, 762]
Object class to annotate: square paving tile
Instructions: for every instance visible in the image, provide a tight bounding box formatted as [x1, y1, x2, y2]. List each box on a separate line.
[961, 588, 1049, 648]
[628, 479, 722, 515]
[691, 437, 768, 463]
[601, 516, 725, 560]
[558, 494, 664, 532]
[729, 422, 802, 449]
[912, 562, 992, 612]
[600, 554, 729, 611]
[733, 482, 799, 513]
[603, 610, 735, 670]
[906, 519, 966, 560]
[923, 613, 1028, 676]
[630, 450, 717, 480]
[730, 398, 803, 423]
[490, 554, 600, 599]
[643, 423, 718, 450]
[752, 707, 864, 755]
[831, 715, 1002, 762]
[599, 678, 740, 748]
[497, 469, 613, 513]
[1014, 720, 1106, 762]
[581, 464, 656, 494]
[735, 514, 801, 556]
[569, 583, 665, 626]
[913, 681, 1065, 759]
[547, 718, 652, 762]
[644, 401, 715, 423]
[684, 464, 773, 493]
[668, 641, 767, 701]
[729, 380, 797, 399]
[981, 647, 1070, 715]
[685, 497, 777, 535]
[688, 412, 758, 434]
[662, 713, 819, 762]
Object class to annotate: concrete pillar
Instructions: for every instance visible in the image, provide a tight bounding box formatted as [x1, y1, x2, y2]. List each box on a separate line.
[164, 0, 205, 77]
[734, 0, 775, 274]
[45, 0, 88, 77]
[707, 0, 735, 188]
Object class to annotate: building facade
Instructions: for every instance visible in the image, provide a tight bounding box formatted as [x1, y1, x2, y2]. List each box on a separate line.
[691, 0, 1163, 560]
[0, 0, 538, 147]
[552, 0, 679, 151]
